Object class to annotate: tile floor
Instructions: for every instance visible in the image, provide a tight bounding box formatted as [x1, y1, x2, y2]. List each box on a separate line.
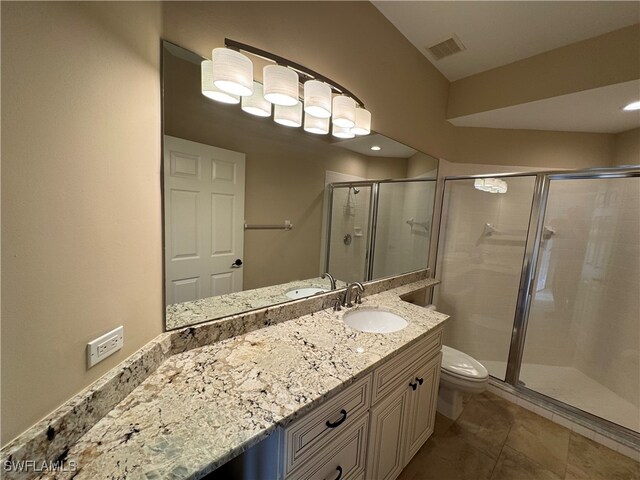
[398, 391, 640, 480]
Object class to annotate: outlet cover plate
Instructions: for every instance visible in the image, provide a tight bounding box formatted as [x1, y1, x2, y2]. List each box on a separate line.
[87, 326, 123, 368]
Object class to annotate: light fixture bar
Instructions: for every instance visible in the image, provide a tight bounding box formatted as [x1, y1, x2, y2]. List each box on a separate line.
[225, 38, 366, 108]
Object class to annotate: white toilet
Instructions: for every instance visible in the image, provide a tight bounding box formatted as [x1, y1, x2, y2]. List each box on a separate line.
[437, 345, 489, 420]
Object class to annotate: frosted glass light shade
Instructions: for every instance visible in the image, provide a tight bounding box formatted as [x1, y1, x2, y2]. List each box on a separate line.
[332, 125, 355, 139]
[304, 113, 329, 134]
[476, 178, 508, 194]
[484, 178, 499, 193]
[474, 178, 486, 191]
[351, 108, 371, 135]
[303, 80, 332, 118]
[274, 103, 302, 127]
[201, 60, 240, 104]
[212, 48, 253, 97]
[264, 65, 299, 106]
[332, 95, 356, 128]
[241, 82, 271, 117]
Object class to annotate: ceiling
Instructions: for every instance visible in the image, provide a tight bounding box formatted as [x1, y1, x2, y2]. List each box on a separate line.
[449, 80, 640, 133]
[373, 2, 640, 134]
[334, 133, 418, 158]
[372, 1, 640, 81]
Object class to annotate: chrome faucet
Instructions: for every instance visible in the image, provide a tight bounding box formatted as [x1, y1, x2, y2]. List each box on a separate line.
[343, 282, 364, 308]
[322, 272, 337, 290]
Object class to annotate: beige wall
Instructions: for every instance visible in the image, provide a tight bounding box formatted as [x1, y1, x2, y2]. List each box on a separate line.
[447, 127, 615, 169]
[448, 25, 640, 119]
[613, 128, 640, 165]
[1, 1, 163, 445]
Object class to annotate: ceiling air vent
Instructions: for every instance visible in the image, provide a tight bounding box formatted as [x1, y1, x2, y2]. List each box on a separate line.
[426, 34, 466, 60]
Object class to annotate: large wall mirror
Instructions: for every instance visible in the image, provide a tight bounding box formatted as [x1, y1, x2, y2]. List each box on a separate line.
[162, 41, 439, 330]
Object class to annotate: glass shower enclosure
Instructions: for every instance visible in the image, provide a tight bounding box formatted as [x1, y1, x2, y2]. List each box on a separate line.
[434, 167, 640, 443]
[325, 179, 437, 283]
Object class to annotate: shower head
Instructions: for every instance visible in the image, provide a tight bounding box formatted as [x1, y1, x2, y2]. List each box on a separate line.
[351, 187, 360, 195]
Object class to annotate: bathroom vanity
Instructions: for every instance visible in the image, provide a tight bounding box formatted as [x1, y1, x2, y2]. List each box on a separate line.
[0, 271, 447, 480]
[215, 321, 443, 480]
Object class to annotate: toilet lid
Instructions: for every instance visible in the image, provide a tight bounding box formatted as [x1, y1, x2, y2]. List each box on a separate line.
[441, 345, 489, 380]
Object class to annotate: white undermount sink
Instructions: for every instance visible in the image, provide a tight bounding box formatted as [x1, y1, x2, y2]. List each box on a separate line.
[343, 308, 408, 334]
[285, 287, 329, 299]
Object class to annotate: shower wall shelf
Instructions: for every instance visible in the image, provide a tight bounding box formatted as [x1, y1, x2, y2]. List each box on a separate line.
[245, 220, 293, 230]
[482, 223, 527, 237]
[406, 219, 430, 230]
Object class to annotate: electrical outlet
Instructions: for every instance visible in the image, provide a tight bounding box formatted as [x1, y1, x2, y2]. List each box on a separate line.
[87, 326, 123, 368]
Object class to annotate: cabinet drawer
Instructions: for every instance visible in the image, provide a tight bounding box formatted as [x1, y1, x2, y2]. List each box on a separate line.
[284, 374, 372, 475]
[288, 414, 369, 480]
[371, 329, 442, 404]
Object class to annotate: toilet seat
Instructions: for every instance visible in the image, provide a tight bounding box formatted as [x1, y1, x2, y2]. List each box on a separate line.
[438, 345, 489, 419]
[441, 345, 489, 381]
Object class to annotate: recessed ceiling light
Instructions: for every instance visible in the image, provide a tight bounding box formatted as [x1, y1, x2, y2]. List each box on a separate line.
[370, 146, 381, 151]
[623, 101, 640, 111]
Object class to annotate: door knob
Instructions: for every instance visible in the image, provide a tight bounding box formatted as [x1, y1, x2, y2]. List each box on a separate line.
[230, 259, 243, 268]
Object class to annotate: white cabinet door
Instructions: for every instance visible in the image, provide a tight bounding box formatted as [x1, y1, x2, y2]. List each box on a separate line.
[163, 135, 245, 305]
[366, 387, 410, 480]
[405, 353, 441, 463]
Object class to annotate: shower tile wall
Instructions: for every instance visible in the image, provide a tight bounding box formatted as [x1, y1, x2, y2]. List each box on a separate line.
[435, 177, 536, 380]
[327, 187, 371, 283]
[521, 177, 640, 432]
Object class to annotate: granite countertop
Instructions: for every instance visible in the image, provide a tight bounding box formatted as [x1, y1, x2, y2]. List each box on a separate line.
[38, 279, 447, 480]
[166, 277, 347, 330]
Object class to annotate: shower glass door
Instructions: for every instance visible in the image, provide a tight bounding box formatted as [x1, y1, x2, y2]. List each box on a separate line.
[326, 185, 373, 283]
[434, 175, 537, 381]
[372, 180, 437, 279]
[520, 175, 640, 433]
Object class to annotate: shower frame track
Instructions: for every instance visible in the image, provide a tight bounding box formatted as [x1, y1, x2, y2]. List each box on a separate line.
[325, 178, 437, 281]
[434, 166, 640, 448]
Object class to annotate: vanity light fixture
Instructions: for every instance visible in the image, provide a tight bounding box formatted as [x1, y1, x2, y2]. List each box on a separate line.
[304, 80, 332, 118]
[274, 103, 303, 127]
[241, 82, 272, 117]
[263, 65, 300, 106]
[304, 113, 330, 134]
[623, 100, 640, 111]
[352, 107, 372, 135]
[332, 124, 355, 139]
[332, 95, 356, 128]
[211, 48, 254, 97]
[201, 60, 240, 104]
[204, 39, 370, 135]
[370, 146, 381, 151]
